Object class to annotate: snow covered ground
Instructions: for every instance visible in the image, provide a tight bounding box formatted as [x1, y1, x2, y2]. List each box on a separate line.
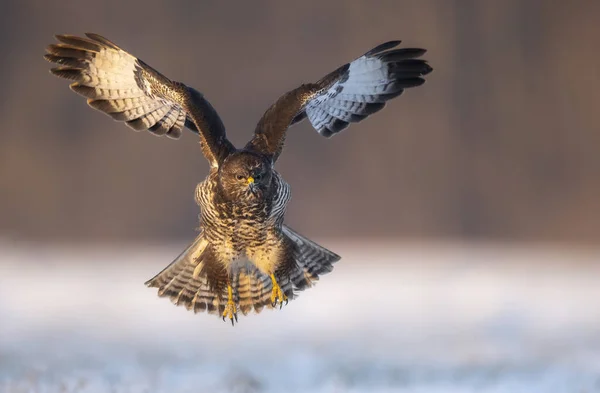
[1, 241, 599, 392]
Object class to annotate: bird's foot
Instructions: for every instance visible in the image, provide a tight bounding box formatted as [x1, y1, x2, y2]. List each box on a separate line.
[222, 285, 238, 326]
[270, 273, 288, 309]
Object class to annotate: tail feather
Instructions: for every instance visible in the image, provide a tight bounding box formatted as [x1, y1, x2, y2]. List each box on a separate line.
[233, 268, 273, 315]
[235, 272, 254, 315]
[282, 225, 341, 291]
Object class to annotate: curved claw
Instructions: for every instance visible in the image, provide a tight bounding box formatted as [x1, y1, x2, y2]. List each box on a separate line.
[269, 273, 289, 310]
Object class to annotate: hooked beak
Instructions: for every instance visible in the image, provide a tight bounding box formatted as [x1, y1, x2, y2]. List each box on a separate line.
[247, 177, 258, 196]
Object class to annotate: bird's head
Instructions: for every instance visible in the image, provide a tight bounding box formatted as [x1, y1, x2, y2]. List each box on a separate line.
[218, 151, 273, 202]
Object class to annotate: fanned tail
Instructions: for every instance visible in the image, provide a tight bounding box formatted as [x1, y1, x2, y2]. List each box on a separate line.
[145, 227, 340, 321]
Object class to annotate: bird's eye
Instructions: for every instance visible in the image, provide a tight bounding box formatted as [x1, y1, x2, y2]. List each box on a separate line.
[236, 174, 245, 180]
[255, 174, 262, 181]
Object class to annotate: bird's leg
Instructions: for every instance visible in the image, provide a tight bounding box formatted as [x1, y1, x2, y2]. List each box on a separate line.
[222, 282, 237, 326]
[269, 273, 288, 308]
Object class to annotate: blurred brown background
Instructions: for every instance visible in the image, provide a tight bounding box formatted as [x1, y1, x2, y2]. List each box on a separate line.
[1, 0, 599, 244]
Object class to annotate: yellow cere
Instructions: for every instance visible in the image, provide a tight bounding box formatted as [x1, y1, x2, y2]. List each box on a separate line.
[247, 177, 254, 184]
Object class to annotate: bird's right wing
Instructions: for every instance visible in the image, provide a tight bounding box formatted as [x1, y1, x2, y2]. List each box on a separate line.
[45, 33, 234, 167]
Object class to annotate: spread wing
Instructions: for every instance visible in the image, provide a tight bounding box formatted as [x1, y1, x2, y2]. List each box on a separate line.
[45, 33, 234, 167]
[246, 40, 432, 161]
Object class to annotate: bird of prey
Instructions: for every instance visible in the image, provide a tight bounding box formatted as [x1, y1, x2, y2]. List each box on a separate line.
[45, 33, 432, 325]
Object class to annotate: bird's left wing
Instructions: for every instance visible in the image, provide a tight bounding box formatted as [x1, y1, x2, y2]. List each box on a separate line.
[246, 41, 432, 162]
[45, 33, 234, 167]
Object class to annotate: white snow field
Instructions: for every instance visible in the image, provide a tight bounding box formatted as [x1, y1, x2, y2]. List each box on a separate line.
[1, 241, 599, 392]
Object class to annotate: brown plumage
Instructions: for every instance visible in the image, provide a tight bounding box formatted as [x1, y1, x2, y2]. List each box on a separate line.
[45, 33, 431, 325]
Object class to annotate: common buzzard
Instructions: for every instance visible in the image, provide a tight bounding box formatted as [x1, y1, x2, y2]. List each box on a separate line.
[45, 33, 432, 325]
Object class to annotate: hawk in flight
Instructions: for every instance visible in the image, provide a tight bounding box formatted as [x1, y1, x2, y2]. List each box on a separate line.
[45, 33, 432, 325]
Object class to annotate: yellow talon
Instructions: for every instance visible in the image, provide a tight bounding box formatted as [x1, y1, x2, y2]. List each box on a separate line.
[270, 273, 288, 308]
[222, 285, 237, 326]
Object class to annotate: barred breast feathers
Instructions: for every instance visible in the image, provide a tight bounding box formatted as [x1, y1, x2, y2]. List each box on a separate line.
[193, 171, 291, 266]
[195, 171, 290, 229]
[269, 172, 291, 226]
